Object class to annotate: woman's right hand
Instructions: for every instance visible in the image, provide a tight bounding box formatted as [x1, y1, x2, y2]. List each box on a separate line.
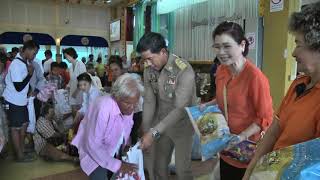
[118, 162, 138, 177]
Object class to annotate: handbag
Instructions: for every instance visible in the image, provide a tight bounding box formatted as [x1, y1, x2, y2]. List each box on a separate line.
[220, 84, 257, 164]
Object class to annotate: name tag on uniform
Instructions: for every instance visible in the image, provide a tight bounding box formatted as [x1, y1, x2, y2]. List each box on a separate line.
[167, 78, 176, 85]
[167, 75, 176, 85]
[150, 73, 158, 82]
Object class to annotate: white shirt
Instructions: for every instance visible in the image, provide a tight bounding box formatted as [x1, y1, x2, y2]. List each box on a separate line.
[78, 85, 101, 115]
[68, 60, 87, 104]
[43, 58, 53, 73]
[35, 58, 44, 73]
[3, 54, 30, 106]
[90, 75, 103, 89]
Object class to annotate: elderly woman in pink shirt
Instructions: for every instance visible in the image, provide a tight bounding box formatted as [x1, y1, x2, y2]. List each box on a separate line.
[72, 73, 144, 180]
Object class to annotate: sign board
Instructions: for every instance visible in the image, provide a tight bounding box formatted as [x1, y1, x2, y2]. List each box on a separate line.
[246, 32, 256, 50]
[270, 0, 284, 12]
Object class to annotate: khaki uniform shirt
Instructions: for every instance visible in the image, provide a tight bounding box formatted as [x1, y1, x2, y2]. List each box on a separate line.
[143, 54, 196, 136]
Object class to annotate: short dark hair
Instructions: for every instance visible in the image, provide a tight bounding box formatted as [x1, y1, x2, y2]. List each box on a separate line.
[22, 40, 39, 52]
[86, 63, 94, 70]
[58, 61, 68, 69]
[289, 1, 320, 52]
[63, 47, 78, 59]
[11, 47, 19, 53]
[97, 57, 102, 63]
[89, 54, 94, 59]
[40, 103, 54, 117]
[136, 32, 167, 54]
[45, 50, 52, 57]
[212, 21, 249, 56]
[51, 62, 60, 71]
[108, 55, 123, 69]
[77, 73, 92, 83]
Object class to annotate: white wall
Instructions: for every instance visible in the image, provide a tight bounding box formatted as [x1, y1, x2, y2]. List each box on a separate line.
[0, 0, 111, 43]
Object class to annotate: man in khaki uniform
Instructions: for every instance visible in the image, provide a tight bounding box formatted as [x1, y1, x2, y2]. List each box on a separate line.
[138, 32, 196, 180]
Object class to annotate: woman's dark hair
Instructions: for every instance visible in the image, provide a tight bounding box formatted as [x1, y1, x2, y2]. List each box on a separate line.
[40, 103, 54, 117]
[108, 55, 123, 69]
[22, 40, 39, 52]
[109, 59, 123, 70]
[212, 21, 249, 56]
[63, 47, 78, 59]
[289, 2, 320, 52]
[136, 32, 167, 54]
[108, 55, 122, 63]
[77, 73, 92, 83]
[214, 57, 220, 64]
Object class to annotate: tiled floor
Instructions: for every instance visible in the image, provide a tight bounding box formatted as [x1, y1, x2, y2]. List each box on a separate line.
[0, 156, 216, 180]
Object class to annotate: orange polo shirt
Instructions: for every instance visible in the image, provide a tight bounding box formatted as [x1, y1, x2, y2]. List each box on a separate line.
[215, 60, 273, 168]
[273, 75, 320, 150]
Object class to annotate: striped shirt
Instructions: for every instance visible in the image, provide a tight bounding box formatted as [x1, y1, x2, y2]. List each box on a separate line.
[33, 117, 56, 154]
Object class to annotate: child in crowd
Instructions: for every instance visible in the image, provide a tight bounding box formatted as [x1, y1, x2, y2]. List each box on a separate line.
[58, 62, 70, 88]
[33, 103, 78, 162]
[47, 62, 65, 89]
[73, 73, 101, 132]
[130, 57, 140, 72]
[86, 63, 102, 89]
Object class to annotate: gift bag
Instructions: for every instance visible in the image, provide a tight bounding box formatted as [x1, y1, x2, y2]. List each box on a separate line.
[250, 138, 320, 180]
[27, 97, 36, 133]
[37, 83, 57, 102]
[221, 85, 257, 164]
[114, 142, 145, 180]
[54, 89, 72, 115]
[220, 140, 257, 164]
[185, 105, 233, 160]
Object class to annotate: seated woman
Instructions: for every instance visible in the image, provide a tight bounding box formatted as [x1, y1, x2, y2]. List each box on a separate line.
[72, 73, 144, 180]
[243, 2, 320, 179]
[33, 103, 78, 162]
[73, 73, 101, 132]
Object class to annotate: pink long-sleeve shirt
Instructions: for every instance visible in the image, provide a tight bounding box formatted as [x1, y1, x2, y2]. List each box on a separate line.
[71, 95, 134, 175]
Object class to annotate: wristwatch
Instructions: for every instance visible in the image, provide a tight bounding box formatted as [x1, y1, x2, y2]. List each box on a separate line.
[150, 128, 160, 140]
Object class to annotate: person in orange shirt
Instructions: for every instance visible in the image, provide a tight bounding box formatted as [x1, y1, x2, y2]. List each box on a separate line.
[200, 21, 273, 180]
[243, 2, 320, 179]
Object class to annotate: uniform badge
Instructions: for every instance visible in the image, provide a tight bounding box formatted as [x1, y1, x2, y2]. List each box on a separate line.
[175, 59, 187, 70]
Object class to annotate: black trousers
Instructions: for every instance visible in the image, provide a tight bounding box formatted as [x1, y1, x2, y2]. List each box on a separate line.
[89, 166, 113, 180]
[220, 158, 246, 180]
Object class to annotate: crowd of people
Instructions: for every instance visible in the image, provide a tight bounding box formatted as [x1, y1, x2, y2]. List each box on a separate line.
[0, 2, 320, 180]
[0, 40, 145, 164]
